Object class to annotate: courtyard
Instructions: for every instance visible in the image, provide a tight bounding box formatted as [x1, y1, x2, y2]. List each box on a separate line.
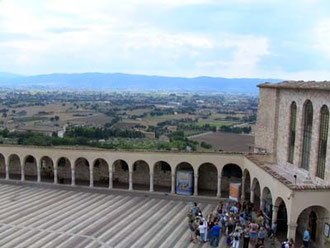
[0, 181, 221, 248]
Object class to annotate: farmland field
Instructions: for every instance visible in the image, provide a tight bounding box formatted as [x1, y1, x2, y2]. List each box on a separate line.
[191, 132, 254, 152]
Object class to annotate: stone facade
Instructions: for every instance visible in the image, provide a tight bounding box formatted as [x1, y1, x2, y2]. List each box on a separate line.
[255, 86, 330, 183]
[255, 82, 330, 247]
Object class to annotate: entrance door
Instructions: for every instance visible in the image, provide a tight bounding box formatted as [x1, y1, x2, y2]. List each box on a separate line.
[309, 211, 317, 241]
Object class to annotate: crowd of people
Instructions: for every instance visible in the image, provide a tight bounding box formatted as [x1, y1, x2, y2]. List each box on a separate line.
[187, 200, 295, 248]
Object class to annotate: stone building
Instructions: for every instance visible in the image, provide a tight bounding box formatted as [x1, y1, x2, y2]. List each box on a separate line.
[255, 81, 330, 247]
[0, 81, 329, 247]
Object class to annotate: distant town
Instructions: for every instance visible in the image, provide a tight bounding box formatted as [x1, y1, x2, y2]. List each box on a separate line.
[0, 90, 256, 152]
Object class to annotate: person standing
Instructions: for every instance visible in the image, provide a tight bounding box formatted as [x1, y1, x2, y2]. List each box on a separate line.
[303, 228, 310, 248]
[243, 226, 250, 248]
[289, 238, 295, 248]
[231, 228, 241, 248]
[257, 227, 266, 244]
[202, 217, 208, 242]
[198, 220, 205, 243]
[210, 223, 221, 247]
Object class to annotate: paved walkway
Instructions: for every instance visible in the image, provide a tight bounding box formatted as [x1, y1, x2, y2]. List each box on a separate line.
[0, 183, 218, 248]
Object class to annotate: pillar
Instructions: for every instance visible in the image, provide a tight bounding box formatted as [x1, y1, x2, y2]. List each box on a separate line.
[194, 174, 198, 196]
[149, 172, 154, 192]
[109, 171, 113, 189]
[241, 175, 245, 202]
[90, 167, 94, 188]
[54, 167, 58, 184]
[171, 173, 175, 194]
[217, 175, 221, 197]
[5, 161, 9, 180]
[272, 206, 279, 225]
[287, 222, 297, 241]
[250, 189, 255, 204]
[71, 167, 75, 186]
[37, 160, 41, 183]
[129, 171, 133, 191]
[21, 163, 25, 181]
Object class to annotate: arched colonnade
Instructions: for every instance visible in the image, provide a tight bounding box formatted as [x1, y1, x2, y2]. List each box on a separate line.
[0, 152, 249, 198]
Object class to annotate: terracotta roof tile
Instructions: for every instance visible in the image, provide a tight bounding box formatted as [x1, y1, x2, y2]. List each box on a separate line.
[245, 154, 330, 191]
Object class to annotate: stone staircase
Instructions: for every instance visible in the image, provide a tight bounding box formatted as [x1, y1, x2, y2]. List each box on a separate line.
[0, 183, 217, 248]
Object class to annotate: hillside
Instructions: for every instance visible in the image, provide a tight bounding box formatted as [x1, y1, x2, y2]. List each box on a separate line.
[0, 72, 281, 93]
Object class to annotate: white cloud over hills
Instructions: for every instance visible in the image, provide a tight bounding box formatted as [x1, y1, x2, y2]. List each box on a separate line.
[0, 0, 329, 80]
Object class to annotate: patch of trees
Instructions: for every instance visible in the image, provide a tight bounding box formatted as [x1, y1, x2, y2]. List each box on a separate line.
[157, 118, 196, 127]
[242, 114, 256, 123]
[178, 123, 216, 132]
[104, 117, 121, 128]
[219, 125, 252, 134]
[65, 126, 145, 139]
[150, 108, 174, 116]
[200, 141, 212, 149]
[168, 131, 198, 151]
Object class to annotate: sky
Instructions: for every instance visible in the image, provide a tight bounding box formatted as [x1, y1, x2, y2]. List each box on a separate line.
[0, 0, 330, 80]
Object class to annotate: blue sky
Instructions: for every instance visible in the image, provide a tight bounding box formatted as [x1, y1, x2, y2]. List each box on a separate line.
[0, 0, 330, 80]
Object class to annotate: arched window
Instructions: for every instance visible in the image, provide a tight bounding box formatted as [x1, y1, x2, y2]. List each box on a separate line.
[288, 102, 297, 163]
[301, 100, 313, 170]
[316, 105, 329, 179]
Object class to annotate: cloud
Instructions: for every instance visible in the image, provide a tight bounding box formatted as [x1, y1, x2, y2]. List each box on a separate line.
[314, 18, 330, 55]
[0, 0, 329, 80]
[196, 35, 270, 77]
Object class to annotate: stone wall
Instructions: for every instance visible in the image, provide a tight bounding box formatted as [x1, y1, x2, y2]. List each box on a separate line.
[256, 87, 330, 184]
[93, 160, 109, 181]
[198, 164, 217, 191]
[8, 156, 21, 176]
[24, 162, 37, 177]
[275, 89, 330, 184]
[113, 163, 129, 184]
[255, 87, 279, 155]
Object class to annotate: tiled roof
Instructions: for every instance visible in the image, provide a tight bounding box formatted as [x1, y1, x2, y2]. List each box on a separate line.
[245, 154, 330, 191]
[258, 81, 330, 91]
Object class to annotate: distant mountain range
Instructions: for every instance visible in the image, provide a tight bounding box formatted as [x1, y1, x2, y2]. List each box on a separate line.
[0, 72, 281, 93]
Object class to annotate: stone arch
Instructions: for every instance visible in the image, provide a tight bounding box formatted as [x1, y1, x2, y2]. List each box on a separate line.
[24, 155, 37, 181]
[112, 159, 129, 189]
[57, 157, 71, 184]
[251, 177, 261, 210]
[261, 187, 273, 225]
[132, 160, 150, 191]
[274, 197, 288, 240]
[74, 157, 90, 186]
[8, 154, 21, 180]
[153, 161, 171, 192]
[295, 206, 329, 247]
[198, 163, 217, 196]
[175, 162, 194, 195]
[0, 153, 5, 178]
[93, 158, 109, 188]
[243, 169, 251, 201]
[221, 163, 242, 198]
[40, 156, 54, 183]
